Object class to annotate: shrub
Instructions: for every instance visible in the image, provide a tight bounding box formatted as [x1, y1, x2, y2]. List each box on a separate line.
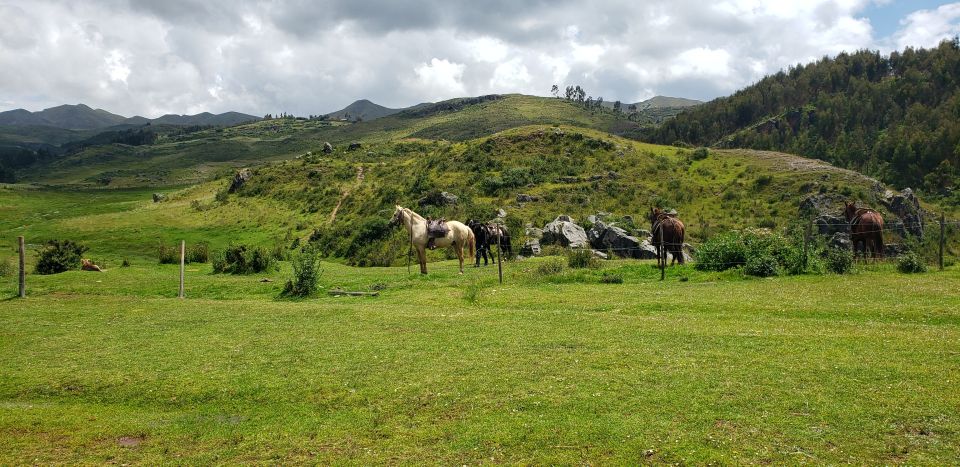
[744, 253, 779, 277]
[599, 273, 623, 284]
[567, 248, 600, 269]
[282, 247, 322, 297]
[35, 240, 88, 275]
[187, 242, 210, 263]
[825, 248, 853, 274]
[213, 244, 276, 274]
[897, 252, 927, 274]
[121, 258, 131, 268]
[158, 244, 179, 264]
[0, 258, 12, 277]
[691, 147, 709, 161]
[215, 188, 229, 205]
[696, 229, 807, 275]
[535, 258, 565, 276]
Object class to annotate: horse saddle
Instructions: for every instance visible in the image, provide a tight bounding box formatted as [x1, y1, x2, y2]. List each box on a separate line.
[427, 218, 449, 238]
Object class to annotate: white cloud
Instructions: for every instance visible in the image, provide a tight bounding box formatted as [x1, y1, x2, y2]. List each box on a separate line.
[1, 0, 957, 116]
[891, 3, 960, 51]
[413, 58, 466, 97]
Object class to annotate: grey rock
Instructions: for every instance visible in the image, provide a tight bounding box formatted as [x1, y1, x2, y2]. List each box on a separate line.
[829, 232, 852, 251]
[496, 208, 506, 218]
[418, 191, 458, 207]
[591, 250, 609, 260]
[555, 215, 574, 223]
[601, 225, 643, 258]
[542, 217, 588, 248]
[814, 215, 847, 236]
[636, 239, 659, 260]
[322, 142, 333, 153]
[516, 193, 539, 203]
[520, 239, 541, 256]
[228, 168, 252, 193]
[587, 220, 608, 249]
[347, 142, 362, 151]
[881, 188, 924, 238]
[525, 227, 543, 239]
[152, 193, 167, 203]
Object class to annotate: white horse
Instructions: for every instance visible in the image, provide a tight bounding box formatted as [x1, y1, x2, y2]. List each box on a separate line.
[391, 205, 475, 274]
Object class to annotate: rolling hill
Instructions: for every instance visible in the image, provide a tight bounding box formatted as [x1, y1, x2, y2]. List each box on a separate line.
[324, 99, 408, 121]
[0, 104, 260, 131]
[646, 39, 960, 197]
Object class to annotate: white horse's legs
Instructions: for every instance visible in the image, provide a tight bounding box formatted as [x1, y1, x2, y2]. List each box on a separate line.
[417, 246, 428, 274]
[455, 241, 464, 274]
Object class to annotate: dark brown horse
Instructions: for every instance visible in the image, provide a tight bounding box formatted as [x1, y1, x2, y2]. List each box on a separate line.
[844, 201, 884, 260]
[649, 208, 686, 267]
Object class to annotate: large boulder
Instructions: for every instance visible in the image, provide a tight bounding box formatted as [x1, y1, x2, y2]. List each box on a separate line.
[828, 232, 852, 251]
[600, 225, 643, 258]
[881, 188, 924, 238]
[542, 216, 589, 248]
[800, 193, 844, 217]
[520, 239, 542, 256]
[587, 221, 608, 249]
[636, 239, 659, 259]
[322, 142, 333, 154]
[418, 191, 458, 207]
[228, 168, 252, 193]
[525, 227, 543, 240]
[814, 215, 847, 236]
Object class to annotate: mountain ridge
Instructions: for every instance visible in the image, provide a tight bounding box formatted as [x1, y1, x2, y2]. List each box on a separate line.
[0, 104, 261, 130]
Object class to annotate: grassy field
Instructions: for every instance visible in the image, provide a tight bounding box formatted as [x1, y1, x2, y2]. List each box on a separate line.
[1, 258, 958, 464]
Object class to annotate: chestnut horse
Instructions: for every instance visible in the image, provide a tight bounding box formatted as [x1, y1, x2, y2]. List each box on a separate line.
[844, 202, 884, 260]
[649, 208, 686, 267]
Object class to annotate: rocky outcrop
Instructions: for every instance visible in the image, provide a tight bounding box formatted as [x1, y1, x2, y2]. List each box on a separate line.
[418, 191, 458, 207]
[228, 168, 252, 193]
[520, 239, 541, 256]
[814, 215, 847, 236]
[881, 188, 924, 238]
[542, 216, 589, 248]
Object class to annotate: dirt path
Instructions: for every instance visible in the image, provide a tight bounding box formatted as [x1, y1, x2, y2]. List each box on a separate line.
[328, 165, 365, 224]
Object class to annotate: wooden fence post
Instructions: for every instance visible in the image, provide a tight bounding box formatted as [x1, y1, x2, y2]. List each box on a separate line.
[18, 236, 25, 298]
[497, 237, 503, 284]
[659, 227, 665, 281]
[178, 240, 185, 299]
[940, 213, 946, 271]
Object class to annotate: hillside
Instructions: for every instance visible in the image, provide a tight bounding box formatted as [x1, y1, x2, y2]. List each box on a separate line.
[0, 104, 260, 132]
[19, 95, 647, 186]
[324, 99, 407, 121]
[647, 39, 960, 197]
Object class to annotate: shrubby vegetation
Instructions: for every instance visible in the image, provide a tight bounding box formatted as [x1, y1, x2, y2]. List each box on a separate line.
[825, 248, 853, 274]
[695, 229, 809, 277]
[897, 251, 928, 274]
[158, 242, 210, 264]
[282, 247, 322, 297]
[567, 248, 601, 269]
[212, 244, 276, 274]
[35, 239, 88, 275]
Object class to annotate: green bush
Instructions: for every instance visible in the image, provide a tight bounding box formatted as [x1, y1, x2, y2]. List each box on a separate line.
[158, 244, 179, 264]
[599, 273, 623, 284]
[187, 242, 210, 263]
[691, 147, 709, 161]
[897, 252, 927, 274]
[825, 248, 853, 274]
[744, 253, 778, 277]
[535, 258, 565, 276]
[567, 248, 600, 269]
[213, 244, 276, 274]
[35, 240, 88, 275]
[282, 247, 322, 297]
[0, 257, 12, 277]
[696, 229, 807, 275]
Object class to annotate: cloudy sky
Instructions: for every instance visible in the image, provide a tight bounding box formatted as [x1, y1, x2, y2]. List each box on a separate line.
[1, 0, 959, 117]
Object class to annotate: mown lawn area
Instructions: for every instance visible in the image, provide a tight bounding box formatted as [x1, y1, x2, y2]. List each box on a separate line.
[1, 259, 958, 464]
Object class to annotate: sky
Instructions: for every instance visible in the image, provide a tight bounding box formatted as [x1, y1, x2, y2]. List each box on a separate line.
[1, 0, 959, 117]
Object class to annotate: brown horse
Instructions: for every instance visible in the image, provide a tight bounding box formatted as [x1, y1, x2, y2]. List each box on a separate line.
[844, 201, 884, 260]
[649, 208, 686, 267]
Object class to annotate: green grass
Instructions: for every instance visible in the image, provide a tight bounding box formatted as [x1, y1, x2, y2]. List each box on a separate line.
[1, 259, 958, 464]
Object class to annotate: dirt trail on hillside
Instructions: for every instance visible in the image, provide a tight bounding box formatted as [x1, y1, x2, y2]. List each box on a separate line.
[328, 165, 365, 224]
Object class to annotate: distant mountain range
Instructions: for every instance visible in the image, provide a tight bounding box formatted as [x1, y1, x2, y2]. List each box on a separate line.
[0, 104, 260, 130]
[601, 95, 703, 110]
